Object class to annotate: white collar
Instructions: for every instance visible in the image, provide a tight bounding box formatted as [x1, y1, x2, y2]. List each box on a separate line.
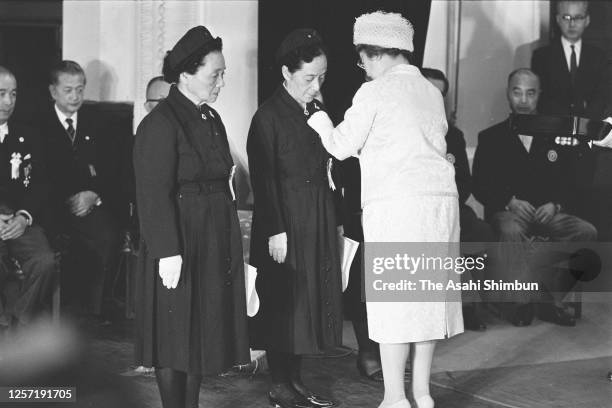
[561, 37, 582, 67]
[54, 104, 78, 130]
[0, 122, 8, 143]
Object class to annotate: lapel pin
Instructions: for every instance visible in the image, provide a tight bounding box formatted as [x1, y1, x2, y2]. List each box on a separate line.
[18, 137, 24, 143]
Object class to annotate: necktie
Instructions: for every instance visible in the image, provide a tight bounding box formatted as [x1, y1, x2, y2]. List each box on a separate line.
[66, 118, 76, 143]
[570, 45, 577, 84]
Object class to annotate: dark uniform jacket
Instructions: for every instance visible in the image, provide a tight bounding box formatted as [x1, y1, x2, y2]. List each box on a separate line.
[531, 39, 608, 119]
[133, 85, 249, 374]
[247, 86, 342, 354]
[472, 118, 570, 222]
[38, 105, 120, 231]
[135, 88, 234, 259]
[0, 121, 49, 218]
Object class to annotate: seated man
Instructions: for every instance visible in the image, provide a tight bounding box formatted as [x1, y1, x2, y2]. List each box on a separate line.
[0, 66, 56, 328]
[472, 68, 597, 327]
[37, 61, 120, 320]
[421, 67, 494, 331]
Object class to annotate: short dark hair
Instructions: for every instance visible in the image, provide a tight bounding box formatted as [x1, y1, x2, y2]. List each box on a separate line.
[556, 1, 589, 15]
[0, 66, 15, 81]
[279, 43, 328, 73]
[355, 44, 413, 65]
[162, 37, 223, 83]
[507, 68, 540, 88]
[420, 67, 448, 96]
[49, 60, 85, 85]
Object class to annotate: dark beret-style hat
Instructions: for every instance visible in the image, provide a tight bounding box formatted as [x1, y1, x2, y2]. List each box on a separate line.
[275, 28, 323, 64]
[167, 26, 218, 71]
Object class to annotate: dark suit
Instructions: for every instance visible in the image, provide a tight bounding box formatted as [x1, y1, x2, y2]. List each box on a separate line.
[531, 39, 608, 119]
[38, 105, 119, 315]
[473, 118, 596, 305]
[0, 120, 56, 325]
[532, 39, 610, 231]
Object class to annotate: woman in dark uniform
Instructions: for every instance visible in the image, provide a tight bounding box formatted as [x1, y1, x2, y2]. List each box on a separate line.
[248, 29, 342, 408]
[133, 26, 250, 408]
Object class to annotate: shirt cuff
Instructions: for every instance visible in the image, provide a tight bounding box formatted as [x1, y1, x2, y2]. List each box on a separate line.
[16, 209, 33, 226]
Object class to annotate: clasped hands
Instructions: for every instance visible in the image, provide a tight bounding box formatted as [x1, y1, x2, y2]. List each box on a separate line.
[67, 191, 100, 217]
[507, 197, 557, 224]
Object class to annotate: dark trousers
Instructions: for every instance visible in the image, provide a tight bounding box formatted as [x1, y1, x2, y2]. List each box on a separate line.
[489, 210, 597, 303]
[0, 225, 56, 325]
[65, 206, 119, 314]
[459, 205, 496, 303]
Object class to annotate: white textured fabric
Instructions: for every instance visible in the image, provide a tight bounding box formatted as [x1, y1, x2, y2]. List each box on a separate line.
[364, 196, 463, 343]
[353, 11, 414, 51]
[308, 64, 456, 207]
[308, 63, 463, 343]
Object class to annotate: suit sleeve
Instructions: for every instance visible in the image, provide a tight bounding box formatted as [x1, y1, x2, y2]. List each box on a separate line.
[449, 128, 472, 205]
[472, 132, 513, 217]
[247, 112, 286, 238]
[133, 114, 181, 259]
[21, 127, 50, 221]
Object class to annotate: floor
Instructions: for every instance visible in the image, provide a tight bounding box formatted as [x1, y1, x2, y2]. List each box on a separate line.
[1, 301, 609, 408]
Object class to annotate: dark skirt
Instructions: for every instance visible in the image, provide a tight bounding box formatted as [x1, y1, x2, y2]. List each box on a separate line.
[135, 189, 250, 375]
[249, 183, 343, 354]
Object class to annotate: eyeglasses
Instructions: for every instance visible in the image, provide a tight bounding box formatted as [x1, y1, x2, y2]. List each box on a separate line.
[356, 60, 365, 70]
[146, 98, 165, 103]
[559, 14, 587, 23]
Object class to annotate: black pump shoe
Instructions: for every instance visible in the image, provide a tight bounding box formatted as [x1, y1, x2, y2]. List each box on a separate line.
[291, 382, 336, 407]
[268, 391, 314, 408]
[537, 304, 576, 327]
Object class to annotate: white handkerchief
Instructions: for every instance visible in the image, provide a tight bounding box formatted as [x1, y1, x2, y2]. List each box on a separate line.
[245, 263, 259, 317]
[340, 237, 359, 292]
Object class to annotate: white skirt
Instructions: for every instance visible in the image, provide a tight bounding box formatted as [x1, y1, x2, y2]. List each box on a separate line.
[363, 195, 464, 343]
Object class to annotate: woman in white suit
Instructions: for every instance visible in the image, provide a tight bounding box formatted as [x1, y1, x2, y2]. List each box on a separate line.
[307, 11, 463, 408]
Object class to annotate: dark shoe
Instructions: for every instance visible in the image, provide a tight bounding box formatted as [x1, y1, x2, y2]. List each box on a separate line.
[269, 385, 314, 408]
[268, 393, 314, 408]
[356, 353, 383, 382]
[508, 303, 534, 327]
[537, 304, 576, 327]
[463, 305, 487, 331]
[291, 381, 335, 407]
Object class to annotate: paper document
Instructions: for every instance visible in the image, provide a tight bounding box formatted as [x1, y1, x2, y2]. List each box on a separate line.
[341, 237, 359, 292]
[244, 263, 259, 317]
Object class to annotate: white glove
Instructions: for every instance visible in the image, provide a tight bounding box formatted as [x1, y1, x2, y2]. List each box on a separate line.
[593, 117, 612, 148]
[159, 255, 182, 289]
[268, 232, 287, 263]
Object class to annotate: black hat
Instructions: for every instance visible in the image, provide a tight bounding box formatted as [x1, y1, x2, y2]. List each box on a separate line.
[167, 26, 218, 71]
[275, 28, 323, 64]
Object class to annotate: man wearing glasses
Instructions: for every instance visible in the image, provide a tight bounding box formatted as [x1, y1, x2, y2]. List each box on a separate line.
[531, 1, 608, 225]
[144, 76, 170, 113]
[531, 1, 607, 119]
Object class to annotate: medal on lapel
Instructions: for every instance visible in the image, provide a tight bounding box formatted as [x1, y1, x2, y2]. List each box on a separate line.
[23, 163, 32, 187]
[10, 152, 22, 179]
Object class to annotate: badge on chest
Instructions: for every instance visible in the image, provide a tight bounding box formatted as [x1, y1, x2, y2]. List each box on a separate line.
[9, 152, 32, 187]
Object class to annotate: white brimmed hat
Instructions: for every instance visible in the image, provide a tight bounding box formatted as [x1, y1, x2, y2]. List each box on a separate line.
[353, 11, 414, 52]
